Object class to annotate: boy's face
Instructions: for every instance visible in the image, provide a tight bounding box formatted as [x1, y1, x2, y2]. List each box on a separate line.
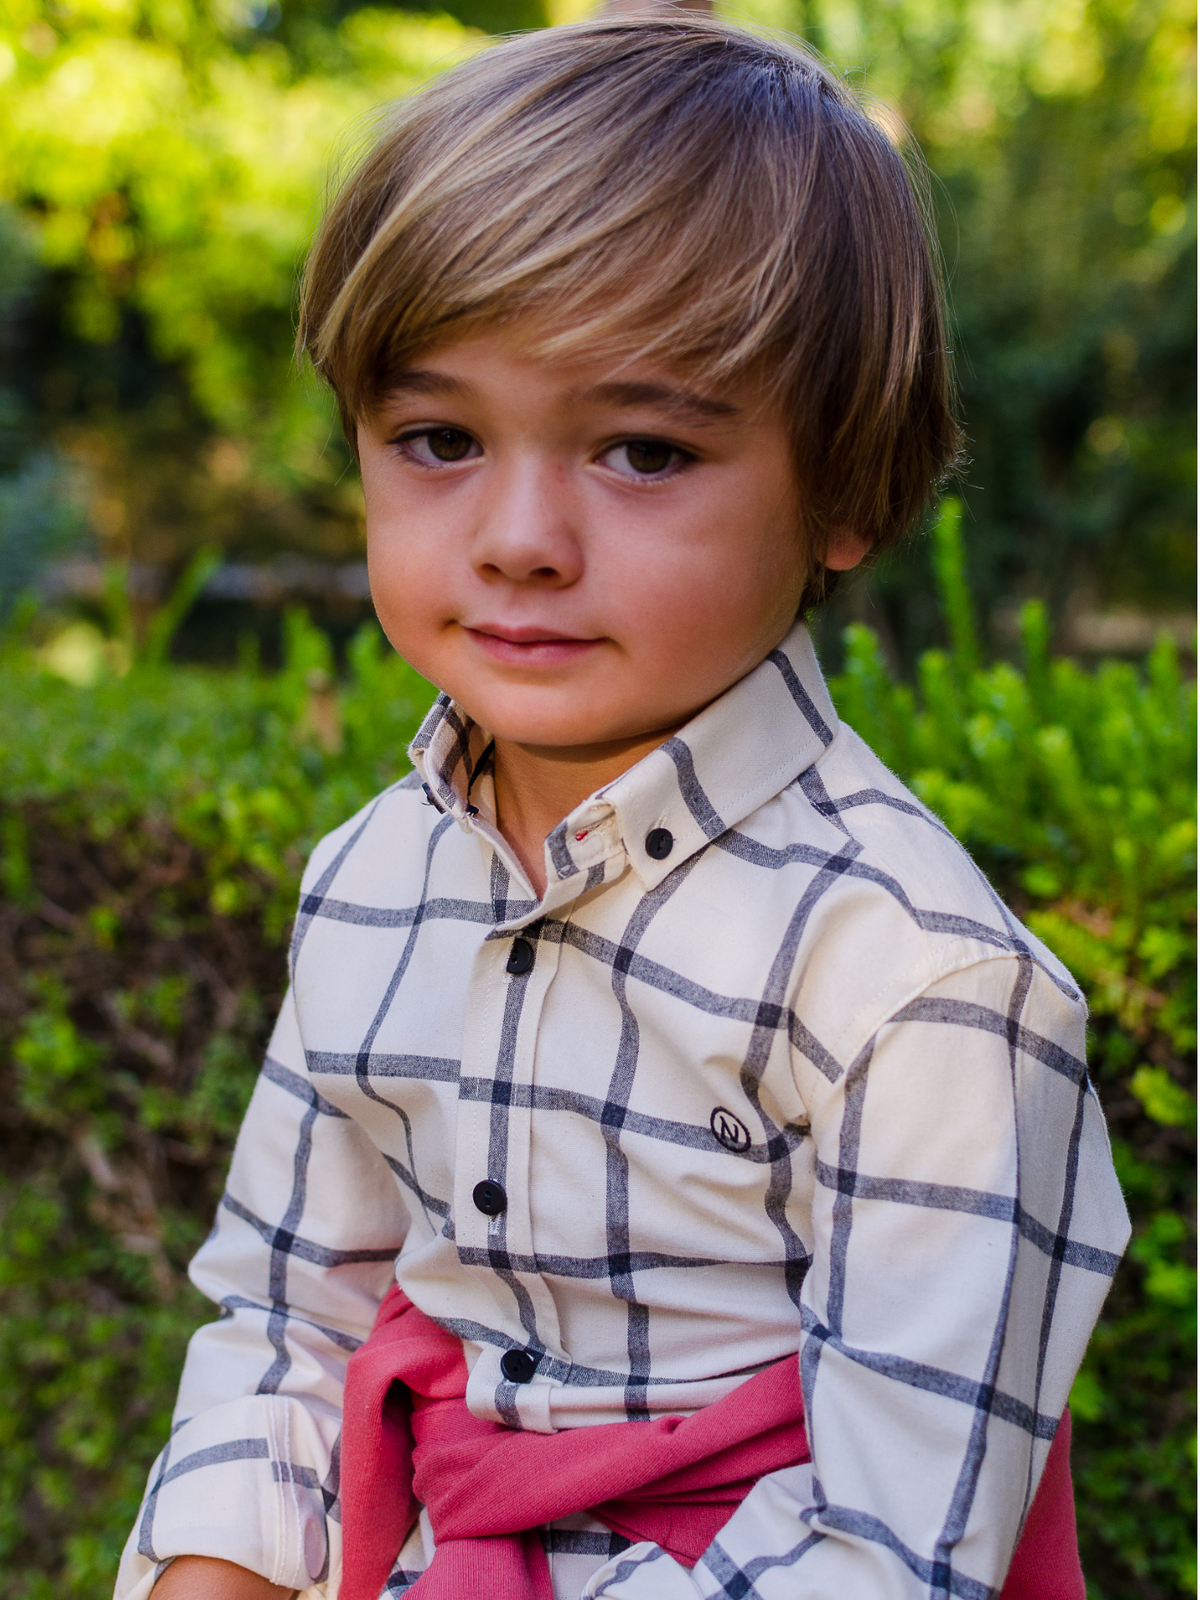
[358, 325, 863, 753]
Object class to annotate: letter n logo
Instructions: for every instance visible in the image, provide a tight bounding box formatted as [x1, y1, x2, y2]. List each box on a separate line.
[710, 1106, 752, 1153]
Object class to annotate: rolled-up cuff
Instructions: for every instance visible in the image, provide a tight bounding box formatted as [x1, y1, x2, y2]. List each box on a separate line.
[114, 1394, 340, 1598]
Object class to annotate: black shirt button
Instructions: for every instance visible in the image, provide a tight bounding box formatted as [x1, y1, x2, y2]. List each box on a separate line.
[472, 1179, 507, 1217]
[645, 827, 674, 860]
[500, 1347, 540, 1384]
[506, 937, 534, 976]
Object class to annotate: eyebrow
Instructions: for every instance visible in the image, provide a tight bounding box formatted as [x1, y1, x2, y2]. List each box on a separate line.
[573, 381, 741, 423]
[382, 369, 475, 401]
[380, 370, 740, 424]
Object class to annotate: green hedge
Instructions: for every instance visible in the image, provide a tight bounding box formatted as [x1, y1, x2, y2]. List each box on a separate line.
[0, 514, 1193, 1599]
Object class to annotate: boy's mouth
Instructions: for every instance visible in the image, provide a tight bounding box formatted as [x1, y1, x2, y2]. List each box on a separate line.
[464, 622, 603, 667]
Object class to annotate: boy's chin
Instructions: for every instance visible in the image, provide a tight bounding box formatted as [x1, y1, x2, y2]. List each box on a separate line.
[456, 694, 674, 756]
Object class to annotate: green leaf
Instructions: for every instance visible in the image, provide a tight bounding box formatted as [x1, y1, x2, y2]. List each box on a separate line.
[1130, 1066, 1196, 1128]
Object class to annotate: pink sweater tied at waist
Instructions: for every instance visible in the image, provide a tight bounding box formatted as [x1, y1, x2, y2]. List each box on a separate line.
[338, 1285, 1084, 1600]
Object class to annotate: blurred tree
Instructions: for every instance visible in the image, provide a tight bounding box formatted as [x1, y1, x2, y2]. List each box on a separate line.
[760, 0, 1195, 655]
[0, 0, 1193, 645]
[0, 0, 488, 573]
[0, 205, 87, 615]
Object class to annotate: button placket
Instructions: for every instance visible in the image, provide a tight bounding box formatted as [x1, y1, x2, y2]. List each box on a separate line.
[455, 931, 566, 1359]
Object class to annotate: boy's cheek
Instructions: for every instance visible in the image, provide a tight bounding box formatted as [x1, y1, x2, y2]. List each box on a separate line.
[366, 540, 449, 672]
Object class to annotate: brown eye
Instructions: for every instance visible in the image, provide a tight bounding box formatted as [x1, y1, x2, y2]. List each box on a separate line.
[624, 439, 674, 474]
[427, 428, 474, 461]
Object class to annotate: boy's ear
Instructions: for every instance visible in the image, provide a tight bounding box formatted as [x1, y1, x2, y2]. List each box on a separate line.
[824, 527, 871, 572]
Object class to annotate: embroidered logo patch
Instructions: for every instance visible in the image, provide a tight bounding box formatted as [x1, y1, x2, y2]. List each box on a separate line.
[710, 1106, 752, 1153]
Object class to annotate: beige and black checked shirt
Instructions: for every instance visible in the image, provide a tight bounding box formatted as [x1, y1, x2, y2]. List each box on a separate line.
[117, 622, 1129, 1600]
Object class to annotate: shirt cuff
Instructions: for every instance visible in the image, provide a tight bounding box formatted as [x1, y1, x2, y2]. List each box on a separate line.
[114, 1394, 340, 1598]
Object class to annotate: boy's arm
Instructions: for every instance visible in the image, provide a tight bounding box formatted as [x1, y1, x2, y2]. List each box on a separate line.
[151, 1557, 294, 1599]
[115, 981, 410, 1600]
[588, 951, 1130, 1600]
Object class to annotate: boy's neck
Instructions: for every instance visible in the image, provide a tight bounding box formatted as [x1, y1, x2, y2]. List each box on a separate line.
[492, 726, 686, 898]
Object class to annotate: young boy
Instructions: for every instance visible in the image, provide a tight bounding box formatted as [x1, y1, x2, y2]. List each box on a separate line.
[116, 18, 1129, 1600]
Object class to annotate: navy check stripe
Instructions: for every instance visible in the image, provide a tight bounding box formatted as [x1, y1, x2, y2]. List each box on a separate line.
[603, 861, 701, 1420]
[457, 1076, 808, 1162]
[702, 1528, 826, 1598]
[380, 1151, 451, 1219]
[546, 816, 580, 880]
[813, 1505, 997, 1600]
[558, 921, 809, 1031]
[814, 1162, 1121, 1275]
[262, 1054, 348, 1117]
[297, 894, 495, 929]
[453, 1245, 758, 1277]
[259, 1069, 323, 1393]
[663, 735, 728, 838]
[309, 1051, 460, 1083]
[797, 766, 852, 837]
[539, 1528, 633, 1556]
[800, 1307, 1061, 1439]
[767, 646, 835, 744]
[717, 830, 1048, 964]
[893, 997, 1087, 1086]
[217, 1293, 363, 1352]
[929, 955, 1031, 1590]
[345, 814, 458, 1238]
[161, 1438, 269, 1485]
[289, 792, 389, 965]
[221, 1193, 399, 1269]
[385, 1570, 425, 1595]
[590, 1545, 678, 1587]
[808, 782, 955, 835]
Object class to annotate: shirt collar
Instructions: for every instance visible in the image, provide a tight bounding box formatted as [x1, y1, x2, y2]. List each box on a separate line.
[408, 621, 837, 898]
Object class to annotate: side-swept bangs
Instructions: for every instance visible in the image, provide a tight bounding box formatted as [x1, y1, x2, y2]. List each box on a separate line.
[299, 17, 961, 584]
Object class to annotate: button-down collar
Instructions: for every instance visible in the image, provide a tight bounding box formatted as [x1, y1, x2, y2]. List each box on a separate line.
[409, 622, 837, 904]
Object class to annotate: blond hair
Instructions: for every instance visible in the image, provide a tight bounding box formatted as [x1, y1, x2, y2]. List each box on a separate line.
[299, 17, 961, 602]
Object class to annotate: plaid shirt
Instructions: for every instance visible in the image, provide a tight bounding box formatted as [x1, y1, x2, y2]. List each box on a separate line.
[117, 623, 1128, 1600]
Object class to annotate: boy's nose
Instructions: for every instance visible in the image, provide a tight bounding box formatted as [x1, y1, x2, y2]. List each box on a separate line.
[470, 460, 583, 587]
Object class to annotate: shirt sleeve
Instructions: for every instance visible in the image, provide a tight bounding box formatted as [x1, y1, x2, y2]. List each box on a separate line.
[114, 980, 411, 1599]
[585, 951, 1130, 1600]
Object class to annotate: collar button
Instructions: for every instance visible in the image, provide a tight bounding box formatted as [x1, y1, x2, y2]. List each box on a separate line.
[645, 827, 674, 861]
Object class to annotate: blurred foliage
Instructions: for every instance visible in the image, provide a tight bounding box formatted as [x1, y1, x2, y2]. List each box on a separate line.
[0, 505, 1194, 1597]
[767, 0, 1197, 641]
[0, 614, 434, 1597]
[0, 208, 88, 617]
[0, 0, 1192, 639]
[0, 0, 489, 571]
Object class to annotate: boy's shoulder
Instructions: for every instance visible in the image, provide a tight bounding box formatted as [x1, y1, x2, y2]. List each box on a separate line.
[295, 720, 1079, 1027]
[771, 718, 1079, 1008]
[299, 769, 429, 895]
